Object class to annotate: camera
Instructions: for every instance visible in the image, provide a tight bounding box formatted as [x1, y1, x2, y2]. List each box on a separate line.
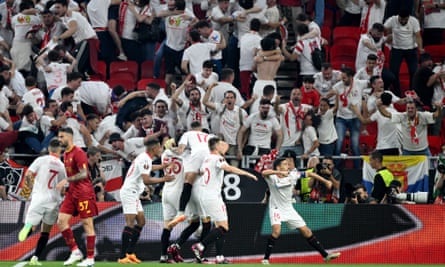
[94, 185, 102, 193]
[393, 192, 428, 204]
[315, 163, 329, 174]
[351, 191, 360, 198]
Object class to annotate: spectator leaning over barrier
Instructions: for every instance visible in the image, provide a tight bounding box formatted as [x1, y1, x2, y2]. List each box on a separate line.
[378, 99, 442, 156]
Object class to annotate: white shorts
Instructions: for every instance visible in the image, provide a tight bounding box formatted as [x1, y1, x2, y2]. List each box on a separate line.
[25, 200, 59, 226]
[185, 187, 204, 219]
[199, 195, 227, 222]
[162, 188, 180, 221]
[183, 152, 208, 173]
[269, 206, 306, 229]
[120, 191, 143, 215]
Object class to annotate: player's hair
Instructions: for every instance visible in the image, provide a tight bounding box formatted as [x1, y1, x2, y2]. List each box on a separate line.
[399, 6, 410, 18]
[147, 82, 161, 91]
[220, 68, 234, 81]
[249, 18, 261, 32]
[208, 136, 222, 151]
[367, 53, 378, 61]
[59, 127, 74, 135]
[140, 108, 153, 117]
[189, 30, 201, 42]
[273, 157, 287, 170]
[21, 104, 34, 116]
[260, 37, 276, 51]
[296, 23, 309, 36]
[224, 90, 236, 98]
[190, 121, 202, 129]
[195, 20, 211, 29]
[341, 66, 355, 77]
[370, 75, 380, 85]
[48, 138, 62, 152]
[25, 76, 37, 87]
[113, 85, 126, 97]
[202, 60, 214, 69]
[303, 76, 315, 84]
[19, 0, 34, 11]
[371, 23, 384, 32]
[238, 0, 254, 10]
[321, 62, 332, 70]
[381, 92, 392, 106]
[263, 85, 275, 97]
[60, 101, 73, 112]
[189, 87, 201, 97]
[175, 0, 186, 10]
[87, 146, 101, 157]
[370, 150, 383, 163]
[296, 13, 309, 22]
[320, 97, 329, 105]
[86, 113, 100, 122]
[67, 72, 83, 82]
[61, 87, 74, 97]
[145, 139, 160, 148]
[45, 99, 57, 108]
[48, 50, 61, 62]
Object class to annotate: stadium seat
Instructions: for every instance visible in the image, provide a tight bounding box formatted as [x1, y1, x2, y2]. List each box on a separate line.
[109, 61, 139, 81]
[428, 136, 442, 156]
[330, 43, 357, 70]
[399, 61, 410, 93]
[359, 134, 377, 154]
[332, 26, 360, 44]
[89, 60, 107, 81]
[137, 78, 166, 90]
[107, 78, 136, 91]
[424, 45, 445, 64]
[140, 60, 154, 79]
[321, 26, 332, 44]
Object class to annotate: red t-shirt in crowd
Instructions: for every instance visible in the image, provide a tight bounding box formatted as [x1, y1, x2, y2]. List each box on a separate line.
[301, 86, 320, 107]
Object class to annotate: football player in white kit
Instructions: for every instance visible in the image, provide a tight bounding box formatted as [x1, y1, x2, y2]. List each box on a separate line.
[168, 121, 213, 228]
[118, 139, 174, 264]
[260, 157, 341, 264]
[160, 142, 210, 263]
[18, 138, 68, 266]
[191, 137, 258, 263]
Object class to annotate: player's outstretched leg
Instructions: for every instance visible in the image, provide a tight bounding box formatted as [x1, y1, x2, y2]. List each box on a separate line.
[18, 223, 33, 242]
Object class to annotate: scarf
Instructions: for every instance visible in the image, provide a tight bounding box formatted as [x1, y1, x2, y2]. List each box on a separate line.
[339, 80, 354, 107]
[284, 101, 304, 136]
[118, 1, 129, 36]
[408, 115, 419, 145]
[360, 2, 374, 34]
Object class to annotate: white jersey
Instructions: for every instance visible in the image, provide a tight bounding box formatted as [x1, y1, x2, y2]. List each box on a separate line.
[198, 153, 227, 197]
[265, 171, 303, 211]
[279, 102, 312, 147]
[161, 149, 184, 193]
[355, 33, 386, 71]
[302, 125, 320, 156]
[178, 103, 211, 131]
[87, 0, 111, 28]
[60, 11, 97, 44]
[384, 15, 420, 50]
[214, 103, 248, 145]
[370, 106, 400, 150]
[239, 31, 262, 71]
[313, 70, 342, 105]
[182, 42, 217, 74]
[165, 11, 195, 51]
[11, 13, 40, 42]
[42, 62, 71, 93]
[391, 111, 434, 151]
[77, 81, 111, 114]
[334, 79, 367, 119]
[28, 154, 67, 203]
[209, 82, 245, 107]
[121, 152, 153, 195]
[22, 88, 45, 114]
[244, 112, 281, 149]
[293, 37, 322, 75]
[203, 30, 223, 60]
[318, 109, 338, 144]
[178, 130, 211, 156]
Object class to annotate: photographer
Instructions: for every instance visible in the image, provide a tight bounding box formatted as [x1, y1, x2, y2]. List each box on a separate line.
[433, 160, 445, 204]
[307, 157, 334, 203]
[92, 178, 116, 202]
[348, 184, 377, 204]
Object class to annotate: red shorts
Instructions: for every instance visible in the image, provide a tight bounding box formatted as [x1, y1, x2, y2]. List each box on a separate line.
[59, 193, 98, 219]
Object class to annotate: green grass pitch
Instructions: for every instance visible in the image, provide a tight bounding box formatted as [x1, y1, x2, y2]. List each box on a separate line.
[1, 263, 445, 267]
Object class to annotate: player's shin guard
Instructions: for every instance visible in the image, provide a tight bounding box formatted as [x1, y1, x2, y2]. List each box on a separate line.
[202, 226, 227, 247]
[61, 228, 78, 251]
[127, 226, 142, 254]
[34, 232, 50, 258]
[120, 226, 134, 259]
[177, 220, 200, 246]
[264, 235, 277, 260]
[161, 228, 171, 255]
[86, 235, 95, 259]
[306, 235, 328, 258]
[200, 221, 211, 241]
[179, 183, 193, 212]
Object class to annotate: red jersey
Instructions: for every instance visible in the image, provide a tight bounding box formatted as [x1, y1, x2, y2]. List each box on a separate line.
[301, 87, 320, 108]
[278, 0, 302, 6]
[64, 145, 94, 198]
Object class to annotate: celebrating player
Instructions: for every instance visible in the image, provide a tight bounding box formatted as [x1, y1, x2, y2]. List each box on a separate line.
[167, 121, 212, 228]
[191, 137, 258, 262]
[118, 139, 174, 264]
[261, 157, 341, 264]
[57, 127, 97, 267]
[18, 139, 67, 266]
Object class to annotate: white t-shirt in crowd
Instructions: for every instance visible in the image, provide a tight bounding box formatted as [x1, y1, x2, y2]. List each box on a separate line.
[318, 109, 338, 144]
[384, 15, 420, 50]
[239, 31, 262, 71]
[293, 37, 322, 75]
[87, 0, 111, 28]
[391, 111, 434, 151]
[302, 125, 320, 156]
[334, 79, 367, 119]
[41, 62, 71, 93]
[279, 102, 312, 147]
[165, 11, 195, 51]
[182, 42, 217, 74]
[244, 112, 281, 149]
[61, 11, 97, 43]
[370, 106, 400, 150]
[355, 33, 386, 71]
[77, 81, 111, 114]
[214, 103, 248, 145]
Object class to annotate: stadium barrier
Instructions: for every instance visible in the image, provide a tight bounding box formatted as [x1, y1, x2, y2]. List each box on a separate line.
[0, 202, 444, 264]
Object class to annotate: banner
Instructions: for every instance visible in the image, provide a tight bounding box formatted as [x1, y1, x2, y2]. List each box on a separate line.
[362, 155, 429, 193]
[0, 159, 28, 200]
[100, 159, 123, 200]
